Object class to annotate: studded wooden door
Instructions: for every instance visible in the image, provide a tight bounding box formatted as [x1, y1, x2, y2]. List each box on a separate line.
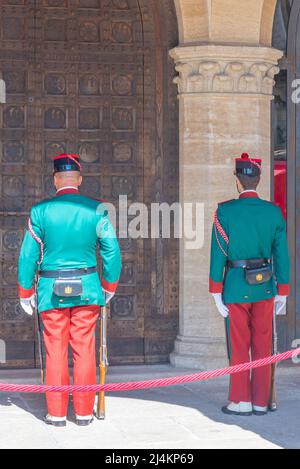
[0, 0, 179, 367]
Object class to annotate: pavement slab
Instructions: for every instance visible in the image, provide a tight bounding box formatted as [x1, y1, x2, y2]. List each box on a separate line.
[0, 364, 299, 449]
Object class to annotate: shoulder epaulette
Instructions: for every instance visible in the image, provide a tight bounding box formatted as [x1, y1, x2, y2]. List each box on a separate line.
[35, 197, 52, 206]
[257, 199, 279, 209]
[218, 199, 235, 207]
[91, 197, 107, 203]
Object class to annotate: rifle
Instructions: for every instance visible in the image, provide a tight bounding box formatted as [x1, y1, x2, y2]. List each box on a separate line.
[224, 317, 231, 362]
[223, 268, 231, 363]
[96, 306, 108, 420]
[34, 276, 44, 384]
[269, 304, 278, 412]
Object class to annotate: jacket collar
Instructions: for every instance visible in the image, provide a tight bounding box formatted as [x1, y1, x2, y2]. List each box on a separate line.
[239, 190, 259, 199]
[56, 186, 80, 196]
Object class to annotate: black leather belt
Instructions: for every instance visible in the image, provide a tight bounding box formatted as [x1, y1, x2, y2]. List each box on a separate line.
[227, 258, 270, 269]
[39, 267, 97, 279]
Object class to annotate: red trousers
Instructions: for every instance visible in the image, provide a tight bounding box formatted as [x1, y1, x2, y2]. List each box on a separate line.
[41, 305, 100, 418]
[227, 298, 274, 407]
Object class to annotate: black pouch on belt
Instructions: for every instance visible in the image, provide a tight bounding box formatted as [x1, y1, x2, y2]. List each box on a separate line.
[244, 263, 272, 285]
[53, 278, 83, 297]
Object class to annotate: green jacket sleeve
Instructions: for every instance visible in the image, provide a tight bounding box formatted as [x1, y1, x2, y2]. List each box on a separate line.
[97, 210, 122, 293]
[272, 209, 290, 295]
[18, 206, 44, 299]
[209, 205, 229, 293]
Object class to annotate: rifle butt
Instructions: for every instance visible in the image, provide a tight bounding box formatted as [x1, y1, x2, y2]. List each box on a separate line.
[268, 363, 277, 412]
[96, 363, 106, 420]
[96, 306, 108, 420]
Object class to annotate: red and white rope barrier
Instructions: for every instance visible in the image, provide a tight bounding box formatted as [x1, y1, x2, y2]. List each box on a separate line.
[0, 348, 299, 394]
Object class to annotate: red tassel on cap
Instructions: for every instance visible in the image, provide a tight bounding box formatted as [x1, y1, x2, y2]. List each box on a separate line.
[241, 153, 249, 159]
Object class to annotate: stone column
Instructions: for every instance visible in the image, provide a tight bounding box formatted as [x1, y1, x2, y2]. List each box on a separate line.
[170, 45, 282, 369]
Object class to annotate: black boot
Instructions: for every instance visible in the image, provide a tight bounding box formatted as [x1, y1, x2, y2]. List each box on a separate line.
[221, 402, 253, 417]
[44, 415, 67, 427]
[75, 417, 94, 427]
[253, 406, 268, 416]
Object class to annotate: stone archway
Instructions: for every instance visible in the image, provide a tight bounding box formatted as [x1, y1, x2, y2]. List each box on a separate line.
[174, 0, 278, 46]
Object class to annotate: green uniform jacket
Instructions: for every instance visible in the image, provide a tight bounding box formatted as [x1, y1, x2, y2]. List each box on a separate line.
[18, 188, 122, 313]
[209, 191, 290, 304]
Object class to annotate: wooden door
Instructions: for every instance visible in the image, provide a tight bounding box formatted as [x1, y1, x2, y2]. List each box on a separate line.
[0, 0, 179, 367]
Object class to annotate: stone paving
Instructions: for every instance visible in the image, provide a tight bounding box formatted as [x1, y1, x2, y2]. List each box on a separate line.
[0, 364, 298, 449]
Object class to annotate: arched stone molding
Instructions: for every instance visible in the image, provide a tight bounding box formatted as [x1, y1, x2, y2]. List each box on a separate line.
[175, 0, 278, 46]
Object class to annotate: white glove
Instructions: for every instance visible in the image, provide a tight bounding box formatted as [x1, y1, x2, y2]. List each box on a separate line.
[275, 295, 287, 316]
[102, 289, 115, 305]
[20, 295, 36, 316]
[212, 293, 229, 318]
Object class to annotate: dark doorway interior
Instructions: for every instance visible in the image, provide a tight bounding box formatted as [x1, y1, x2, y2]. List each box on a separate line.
[272, 0, 300, 350]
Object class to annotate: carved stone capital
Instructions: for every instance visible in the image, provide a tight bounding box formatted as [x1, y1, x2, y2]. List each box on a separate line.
[170, 45, 283, 97]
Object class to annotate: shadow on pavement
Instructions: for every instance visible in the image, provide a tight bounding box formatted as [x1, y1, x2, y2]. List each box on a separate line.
[0, 365, 298, 449]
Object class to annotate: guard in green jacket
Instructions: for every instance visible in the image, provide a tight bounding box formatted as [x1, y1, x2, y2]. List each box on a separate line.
[209, 153, 290, 417]
[18, 154, 122, 427]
